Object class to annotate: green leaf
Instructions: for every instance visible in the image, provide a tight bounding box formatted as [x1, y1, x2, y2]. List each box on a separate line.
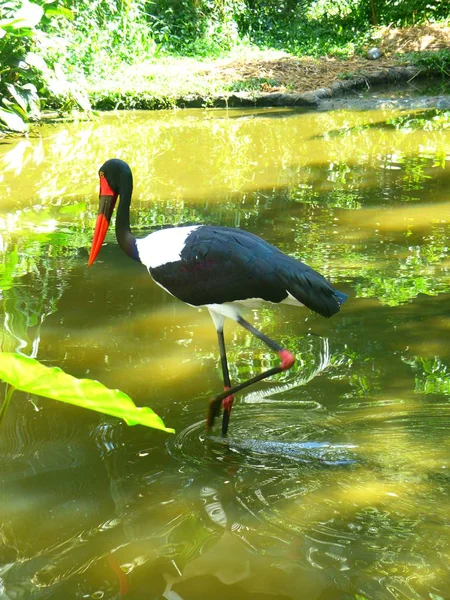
[71, 87, 92, 112]
[21, 83, 41, 118]
[0, 353, 174, 433]
[0, 107, 28, 132]
[8, 1, 44, 29]
[59, 202, 87, 215]
[2, 99, 28, 121]
[45, 6, 74, 20]
[6, 83, 27, 112]
[7, 83, 41, 119]
[24, 51, 48, 72]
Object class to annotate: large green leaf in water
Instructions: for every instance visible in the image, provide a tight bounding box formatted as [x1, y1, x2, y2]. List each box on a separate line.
[0, 353, 174, 433]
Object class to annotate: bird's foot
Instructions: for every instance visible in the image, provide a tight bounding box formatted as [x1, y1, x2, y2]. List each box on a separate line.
[221, 387, 234, 436]
[207, 352, 295, 432]
[206, 387, 234, 432]
[278, 349, 295, 371]
[207, 396, 221, 430]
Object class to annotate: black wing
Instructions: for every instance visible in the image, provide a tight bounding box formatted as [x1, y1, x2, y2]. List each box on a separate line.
[149, 226, 287, 306]
[149, 226, 347, 317]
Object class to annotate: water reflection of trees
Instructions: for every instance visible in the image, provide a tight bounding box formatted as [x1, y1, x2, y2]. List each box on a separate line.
[0, 242, 73, 357]
[2, 107, 450, 205]
[1, 108, 450, 598]
[1, 108, 449, 399]
[1, 106, 449, 312]
[405, 355, 450, 395]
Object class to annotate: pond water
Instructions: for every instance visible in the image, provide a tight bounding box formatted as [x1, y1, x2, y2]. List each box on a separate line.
[1, 106, 450, 600]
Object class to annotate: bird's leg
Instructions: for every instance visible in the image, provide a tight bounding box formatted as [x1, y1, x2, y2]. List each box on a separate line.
[217, 328, 234, 436]
[207, 316, 295, 432]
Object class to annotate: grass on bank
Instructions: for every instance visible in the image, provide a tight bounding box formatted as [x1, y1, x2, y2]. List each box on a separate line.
[82, 21, 450, 110]
[86, 50, 450, 112]
[1, 0, 450, 133]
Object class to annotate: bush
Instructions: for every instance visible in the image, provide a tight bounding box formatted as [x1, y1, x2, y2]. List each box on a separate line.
[0, 0, 89, 133]
[145, 0, 246, 56]
[406, 49, 450, 77]
[56, 0, 157, 78]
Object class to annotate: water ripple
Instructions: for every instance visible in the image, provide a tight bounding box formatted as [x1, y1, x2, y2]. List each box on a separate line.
[167, 405, 358, 472]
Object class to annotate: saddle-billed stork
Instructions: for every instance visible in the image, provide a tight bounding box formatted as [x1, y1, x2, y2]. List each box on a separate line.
[88, 159, 347, 435]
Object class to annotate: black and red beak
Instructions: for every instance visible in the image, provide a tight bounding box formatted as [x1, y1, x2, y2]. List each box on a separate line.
[88, 174, 118, 266]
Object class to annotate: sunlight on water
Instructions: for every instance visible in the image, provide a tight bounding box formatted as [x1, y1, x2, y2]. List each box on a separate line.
[340, 201, 450, 233]
[1, 106, 450, 599]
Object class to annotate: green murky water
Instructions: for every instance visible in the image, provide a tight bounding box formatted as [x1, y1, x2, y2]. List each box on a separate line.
[1, 106, 450, 600]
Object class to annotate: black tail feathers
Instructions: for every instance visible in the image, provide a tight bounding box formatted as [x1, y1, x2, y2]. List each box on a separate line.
[276, 254, 347, 318]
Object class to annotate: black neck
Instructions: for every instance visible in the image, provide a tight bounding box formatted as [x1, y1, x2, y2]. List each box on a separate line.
[115, 171, 140, 263]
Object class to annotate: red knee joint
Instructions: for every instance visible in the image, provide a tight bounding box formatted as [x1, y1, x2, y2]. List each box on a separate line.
[278, 349, 295, 370]
[222, 385, 234, 412]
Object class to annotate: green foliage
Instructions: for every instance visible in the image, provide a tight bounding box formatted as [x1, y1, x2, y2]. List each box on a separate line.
[89, 89, 177, 111]
[147, 0, 247, 56]
[303, 0, 448, 27]
[372, 0, 448, 26]
[1, 0, 450, 127]
[0, 0, 90, 133]
[405, 355, 450, 395]
[233, 0, 366, 57]
[0, 0, 42, 131]
[55, 0, 157, 79]
[0, 352, 175, 431]
[224, 76, 280, 91]
[387, 109, 450, 132]
[406, 49, 450, 78]
[232, 0, 447, 57]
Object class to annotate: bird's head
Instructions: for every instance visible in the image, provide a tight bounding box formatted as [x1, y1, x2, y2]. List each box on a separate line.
[88, 159, 131, 266]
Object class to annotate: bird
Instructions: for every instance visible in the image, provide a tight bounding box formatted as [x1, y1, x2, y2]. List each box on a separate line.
[88, 159, 348, 435]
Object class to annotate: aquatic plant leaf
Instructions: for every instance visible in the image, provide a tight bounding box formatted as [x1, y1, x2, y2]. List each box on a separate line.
[0, 353, 174, 433]
[0, 108, 28, 132]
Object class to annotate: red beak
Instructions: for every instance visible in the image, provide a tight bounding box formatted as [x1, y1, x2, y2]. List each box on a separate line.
[88, 177, 118, 266]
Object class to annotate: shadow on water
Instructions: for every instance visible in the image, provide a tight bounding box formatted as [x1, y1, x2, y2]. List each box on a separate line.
[0, 106, 450, 598]
[311, 108, 450, 136]
[222, 107, 314, 121]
